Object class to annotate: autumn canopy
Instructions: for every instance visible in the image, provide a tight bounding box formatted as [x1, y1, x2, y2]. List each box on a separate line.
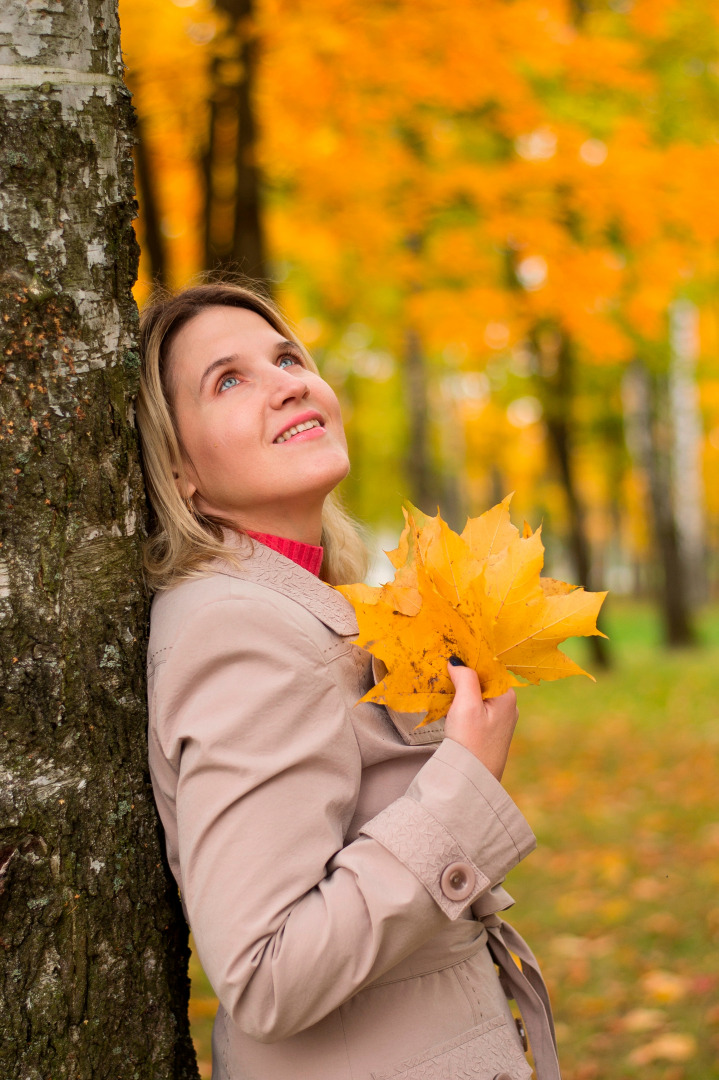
[122, 0, 719, 649]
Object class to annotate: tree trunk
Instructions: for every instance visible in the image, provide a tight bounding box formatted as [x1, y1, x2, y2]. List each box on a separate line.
[402, 231, 439, 512]
[537, 329, 610, 668]
[0, 2, 198, 1076]
[133, 110, 168, 285]
[404, 325, 435, 511]
[622, 360, 697, 646]
[669, 300, 706, 606]
[203, 0, 266, 279]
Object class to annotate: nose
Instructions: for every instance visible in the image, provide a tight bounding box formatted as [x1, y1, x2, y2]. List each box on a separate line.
[268, 364, 310, 407]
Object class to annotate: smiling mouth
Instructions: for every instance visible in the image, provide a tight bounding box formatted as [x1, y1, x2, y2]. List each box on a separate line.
[274, 419, 324, 444]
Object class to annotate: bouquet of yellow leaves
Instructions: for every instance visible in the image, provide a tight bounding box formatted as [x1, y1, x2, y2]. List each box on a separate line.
[337, 496, 607, 726]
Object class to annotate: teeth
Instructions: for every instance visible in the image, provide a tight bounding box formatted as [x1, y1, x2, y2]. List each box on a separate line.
[275, 419, 321, 443]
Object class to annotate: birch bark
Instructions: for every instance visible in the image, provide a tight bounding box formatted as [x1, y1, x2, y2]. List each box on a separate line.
[0, 1, 197, 1075]
[669, 299, 706, 605]
[622, 360, 696, 646]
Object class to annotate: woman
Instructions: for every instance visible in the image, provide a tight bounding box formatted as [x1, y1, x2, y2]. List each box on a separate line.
[137, 281, 561, 1080]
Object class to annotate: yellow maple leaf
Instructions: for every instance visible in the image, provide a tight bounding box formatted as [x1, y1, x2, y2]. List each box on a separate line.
[460, 493, 517, 559]
[337, 497, 607, 726]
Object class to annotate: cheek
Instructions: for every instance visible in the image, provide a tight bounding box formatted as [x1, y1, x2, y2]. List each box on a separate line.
[177, 429, 231, 493]
[320, 386, 347, 438]
[183, 410, 255, 465]
[335, 408, 349, 454]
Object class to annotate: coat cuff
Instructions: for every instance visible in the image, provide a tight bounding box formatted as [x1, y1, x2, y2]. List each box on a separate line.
[359, 737, 535, 921]
[360, 795, 490, 918]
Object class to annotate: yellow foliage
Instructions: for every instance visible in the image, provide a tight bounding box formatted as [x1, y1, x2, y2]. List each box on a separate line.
[338, 497, 606, 724]
[119, 0, 719, 576]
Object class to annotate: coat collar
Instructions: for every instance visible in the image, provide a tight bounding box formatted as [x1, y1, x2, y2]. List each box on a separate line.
[214, 532, 360, 638]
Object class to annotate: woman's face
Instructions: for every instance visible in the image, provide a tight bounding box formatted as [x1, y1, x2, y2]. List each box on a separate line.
[168, 305, 350, 539]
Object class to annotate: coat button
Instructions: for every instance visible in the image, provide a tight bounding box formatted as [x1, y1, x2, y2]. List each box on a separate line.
[439, 861, 475, 901]
[493, 1074, 513, 1080]
[516, 1017, 528, 1051]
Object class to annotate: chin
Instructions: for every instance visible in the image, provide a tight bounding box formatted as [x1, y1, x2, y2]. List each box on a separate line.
[327, 454, 352, 489]
[299, 457, 350, 500]
[310, 446, 350, 481]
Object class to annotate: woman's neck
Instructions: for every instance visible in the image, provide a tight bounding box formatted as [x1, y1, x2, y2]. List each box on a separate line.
[234, 506, 324, 547]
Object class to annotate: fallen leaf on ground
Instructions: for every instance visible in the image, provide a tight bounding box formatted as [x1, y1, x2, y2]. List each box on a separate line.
[641, 970, 689, 1003]
[619, 1008, 666, 1033]
[628, 1032, 697, 1064]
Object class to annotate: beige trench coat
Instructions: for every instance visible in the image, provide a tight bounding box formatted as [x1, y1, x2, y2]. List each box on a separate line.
[147, 538, 561, 1080]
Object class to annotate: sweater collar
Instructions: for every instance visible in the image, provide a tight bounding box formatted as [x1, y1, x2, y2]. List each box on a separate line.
[246, 530, 324, 577]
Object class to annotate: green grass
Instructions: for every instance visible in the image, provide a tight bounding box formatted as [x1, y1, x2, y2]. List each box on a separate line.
[188, 601, 719, 1079]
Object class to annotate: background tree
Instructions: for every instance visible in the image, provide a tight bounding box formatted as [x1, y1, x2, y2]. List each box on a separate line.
[134, 111, 168, 284]
[0, 1, 197, 1075]
[202, 0, 266, 276]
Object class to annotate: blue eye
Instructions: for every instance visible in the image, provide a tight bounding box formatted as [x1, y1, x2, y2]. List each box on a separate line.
[219, 374, 240, 391]
[278, 354, 302, 370]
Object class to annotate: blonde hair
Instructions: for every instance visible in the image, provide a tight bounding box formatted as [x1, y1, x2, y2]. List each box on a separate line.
[136, 279, 368, 591]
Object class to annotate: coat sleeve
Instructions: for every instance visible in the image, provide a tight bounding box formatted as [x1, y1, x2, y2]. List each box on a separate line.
[150, 592, 535, 1042]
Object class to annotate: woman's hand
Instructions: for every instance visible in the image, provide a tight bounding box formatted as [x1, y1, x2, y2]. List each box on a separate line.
[444, 658, 518, 782]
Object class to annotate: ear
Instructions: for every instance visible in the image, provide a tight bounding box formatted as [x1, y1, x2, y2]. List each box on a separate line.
[172, 467, 197, 501]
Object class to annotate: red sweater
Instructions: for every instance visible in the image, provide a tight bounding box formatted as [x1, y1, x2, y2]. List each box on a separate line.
[247, 531, 324, 578]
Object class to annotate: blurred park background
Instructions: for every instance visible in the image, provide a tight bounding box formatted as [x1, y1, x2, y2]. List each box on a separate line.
[117, 0, 719, 1076]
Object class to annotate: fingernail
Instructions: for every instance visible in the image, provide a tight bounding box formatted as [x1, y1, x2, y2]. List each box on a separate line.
[448, 655, 465, 667]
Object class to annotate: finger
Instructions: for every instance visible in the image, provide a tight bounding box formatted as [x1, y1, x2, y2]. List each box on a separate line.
[446, 660, 484, 703]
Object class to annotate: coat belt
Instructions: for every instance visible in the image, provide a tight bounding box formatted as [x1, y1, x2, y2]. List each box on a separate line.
[480, 913, 562, 1080]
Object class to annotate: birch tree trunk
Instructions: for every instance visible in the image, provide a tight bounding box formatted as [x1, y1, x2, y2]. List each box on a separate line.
[622, 360, 696, 646]
[535, 328, 610, 667]
[0, 1, 198, 1076]
[669, 299, 706, 605]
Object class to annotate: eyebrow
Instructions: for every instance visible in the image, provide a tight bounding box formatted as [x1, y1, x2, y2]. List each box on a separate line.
[198, 340, 302, 393]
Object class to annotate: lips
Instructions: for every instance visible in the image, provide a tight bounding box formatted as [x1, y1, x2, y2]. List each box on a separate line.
[273, 411, 325, 444]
